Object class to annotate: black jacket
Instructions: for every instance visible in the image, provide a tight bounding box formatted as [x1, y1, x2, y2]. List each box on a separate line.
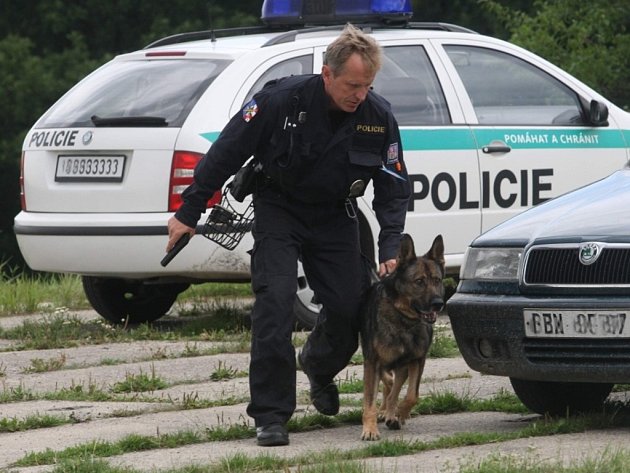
[175, 74, 411, 262]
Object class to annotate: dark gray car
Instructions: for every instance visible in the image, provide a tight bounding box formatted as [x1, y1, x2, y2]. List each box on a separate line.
[447, 164, 630, 415]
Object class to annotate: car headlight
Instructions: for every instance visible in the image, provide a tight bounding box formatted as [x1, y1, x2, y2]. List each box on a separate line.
[460, 247, 522, 281]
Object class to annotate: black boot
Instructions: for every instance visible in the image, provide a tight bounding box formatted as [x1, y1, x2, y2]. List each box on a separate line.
[298, 352, 340, 416]
[256, 423, 289, 446]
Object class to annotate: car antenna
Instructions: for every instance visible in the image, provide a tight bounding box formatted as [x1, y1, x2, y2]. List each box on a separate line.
[208, 1, 217, 42]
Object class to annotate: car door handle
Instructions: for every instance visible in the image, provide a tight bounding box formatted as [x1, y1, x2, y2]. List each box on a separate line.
[482, 141, 512, 154]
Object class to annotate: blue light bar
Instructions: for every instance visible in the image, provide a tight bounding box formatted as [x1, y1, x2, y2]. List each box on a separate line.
[261, 0, 413, 26]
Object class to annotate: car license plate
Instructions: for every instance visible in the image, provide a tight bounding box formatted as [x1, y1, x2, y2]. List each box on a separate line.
[524, 309, 630, 338]
[55, 155, 126, 182]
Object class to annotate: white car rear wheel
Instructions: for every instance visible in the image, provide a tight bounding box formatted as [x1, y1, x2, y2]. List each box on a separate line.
[82, 276, 189, 325]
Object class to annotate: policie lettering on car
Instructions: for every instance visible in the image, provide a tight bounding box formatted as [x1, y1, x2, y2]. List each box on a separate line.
[29, 130, 79, 148]
[408, 168, 553, 211]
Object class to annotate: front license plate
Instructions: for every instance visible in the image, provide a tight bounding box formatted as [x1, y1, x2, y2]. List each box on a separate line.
[55, 155, 126, 182]
[524, 309, 630, 338]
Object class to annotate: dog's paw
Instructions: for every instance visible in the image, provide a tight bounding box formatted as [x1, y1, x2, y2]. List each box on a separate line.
[360, 429, 381, 441]
[385, 418, 402, 430]
[395, 409, 411, 423]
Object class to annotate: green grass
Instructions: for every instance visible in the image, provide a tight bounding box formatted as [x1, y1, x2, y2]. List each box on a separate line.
[17, 391, 630, 469]
[14, 410, 630, 470]
[460, 447, 630, 473]
[111, 366, 168, 393]
[411, 389, 528, 415]
[0, 379, 249, 409]
[0, 309, 254, 351]
[175, 281, 252, 301]
[0, 271, 88, 316]
[42, 448, 630, 473]
[209, 360, 246, 381]
[23, 353, 68, 373]
[0, 413, 71, 432]
[0, 271, 252, 318]
[429, 325, 460, 357]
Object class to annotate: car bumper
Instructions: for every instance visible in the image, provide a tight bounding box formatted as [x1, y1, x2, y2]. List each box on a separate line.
[447, 292, 630, 383]
[14, 211, 252, 281]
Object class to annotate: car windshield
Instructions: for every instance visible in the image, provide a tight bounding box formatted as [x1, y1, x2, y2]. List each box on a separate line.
[36, 58, 232, 128]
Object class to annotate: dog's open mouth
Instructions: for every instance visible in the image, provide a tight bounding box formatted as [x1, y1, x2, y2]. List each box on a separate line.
[411, 302, 438, 324]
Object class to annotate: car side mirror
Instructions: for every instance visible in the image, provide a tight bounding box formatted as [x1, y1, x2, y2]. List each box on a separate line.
[589, 99, 609, 126]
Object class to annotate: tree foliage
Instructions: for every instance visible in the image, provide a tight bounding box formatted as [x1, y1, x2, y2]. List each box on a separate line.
[1, 0, 628, 271]
[481, 0, 630, 109]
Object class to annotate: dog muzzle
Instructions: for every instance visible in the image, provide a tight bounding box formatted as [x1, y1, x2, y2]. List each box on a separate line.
[411, 299, 443, 324]
[420, 311, 438, 324]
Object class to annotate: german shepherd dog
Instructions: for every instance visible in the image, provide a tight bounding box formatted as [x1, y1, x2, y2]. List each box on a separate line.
[360, 234, 445, 441]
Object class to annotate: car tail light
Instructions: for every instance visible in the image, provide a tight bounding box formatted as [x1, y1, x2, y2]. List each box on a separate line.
[168, 151, 221, 212]
[20, 152, 26, 210]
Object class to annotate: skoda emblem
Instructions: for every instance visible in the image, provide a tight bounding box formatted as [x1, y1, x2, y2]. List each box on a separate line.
[578, 242, 601, 266]
[82, 131, 93, 145]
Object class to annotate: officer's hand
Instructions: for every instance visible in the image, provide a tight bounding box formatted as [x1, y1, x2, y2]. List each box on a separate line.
[379, 259, 397, 278]
[166, 216, 195, 251]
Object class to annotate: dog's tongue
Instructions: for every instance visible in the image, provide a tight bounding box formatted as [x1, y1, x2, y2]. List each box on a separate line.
[411, 301, 438, 324]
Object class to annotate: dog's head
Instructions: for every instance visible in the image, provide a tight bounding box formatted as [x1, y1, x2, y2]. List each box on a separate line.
[389, 234, 445, 324]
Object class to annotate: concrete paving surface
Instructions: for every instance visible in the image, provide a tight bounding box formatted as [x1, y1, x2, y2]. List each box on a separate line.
[0, 310, 628, 472]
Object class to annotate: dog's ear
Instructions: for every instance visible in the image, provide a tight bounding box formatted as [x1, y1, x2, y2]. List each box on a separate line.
[425, 235, 445, 269]
[397, 233, 416, 262]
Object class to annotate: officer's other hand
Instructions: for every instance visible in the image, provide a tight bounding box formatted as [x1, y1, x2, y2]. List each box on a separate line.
[379, 259, 397, 278]
[166, 216, 195, 251]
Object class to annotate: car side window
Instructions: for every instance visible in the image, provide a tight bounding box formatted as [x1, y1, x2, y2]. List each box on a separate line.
[445, 45, 584, 126]
[373, 46, 450, 126]
[243, 55, 313, 105]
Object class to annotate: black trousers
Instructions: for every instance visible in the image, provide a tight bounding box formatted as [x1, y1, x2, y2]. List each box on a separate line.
[246, 187, 370, 427]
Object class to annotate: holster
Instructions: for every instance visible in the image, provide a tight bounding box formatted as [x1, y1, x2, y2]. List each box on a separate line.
[228, 159, 262, 202]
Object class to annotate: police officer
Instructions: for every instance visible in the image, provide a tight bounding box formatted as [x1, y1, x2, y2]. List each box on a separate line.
[167, 24, 410, 447]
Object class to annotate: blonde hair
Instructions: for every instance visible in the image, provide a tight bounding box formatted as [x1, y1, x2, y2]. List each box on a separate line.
[324, 24, 382, 76]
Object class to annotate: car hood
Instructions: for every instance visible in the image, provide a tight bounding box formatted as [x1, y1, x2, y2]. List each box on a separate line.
[474, 166, 630, 247]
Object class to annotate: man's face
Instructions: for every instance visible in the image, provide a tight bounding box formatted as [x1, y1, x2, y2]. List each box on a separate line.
[322, 53, 376, 113]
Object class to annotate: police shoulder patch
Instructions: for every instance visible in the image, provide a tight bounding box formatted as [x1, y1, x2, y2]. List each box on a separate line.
[242, 99, 259, 122]
[386, 142, 399, 164]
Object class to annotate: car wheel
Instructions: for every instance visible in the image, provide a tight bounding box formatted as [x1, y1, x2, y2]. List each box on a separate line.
[82, 276, 190, 325]
[294, 275, 321, 330]
[509, 377, 613, 416]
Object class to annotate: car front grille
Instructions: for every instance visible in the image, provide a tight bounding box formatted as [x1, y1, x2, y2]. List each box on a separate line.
[523, 338, 630, 365]
[523, 244, 630, 286]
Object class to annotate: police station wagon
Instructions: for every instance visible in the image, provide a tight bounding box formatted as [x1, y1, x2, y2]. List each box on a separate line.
[14, 0, 630, 327]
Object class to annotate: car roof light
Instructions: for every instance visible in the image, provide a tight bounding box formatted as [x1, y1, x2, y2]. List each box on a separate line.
[261, 0, 413, 26]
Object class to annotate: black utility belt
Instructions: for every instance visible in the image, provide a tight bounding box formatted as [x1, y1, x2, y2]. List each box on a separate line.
[258, 181, 353, 207]
[260, 174, 366, 199]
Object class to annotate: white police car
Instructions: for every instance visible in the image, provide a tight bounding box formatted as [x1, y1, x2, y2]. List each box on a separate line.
[15, 0, 630, 326]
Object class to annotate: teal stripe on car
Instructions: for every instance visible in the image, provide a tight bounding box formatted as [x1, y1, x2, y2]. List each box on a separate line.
[402, 128, 627, 151]
[473, 128, 627, 149]
[202, 128, 629, 151]
[201, 131, 221, 142]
